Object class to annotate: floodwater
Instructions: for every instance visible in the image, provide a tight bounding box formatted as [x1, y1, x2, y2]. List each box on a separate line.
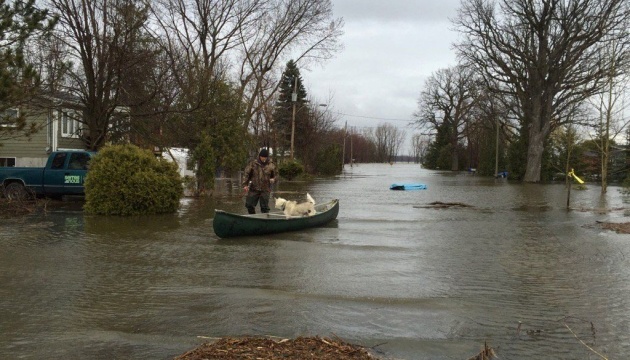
[1, 163, 629, 360]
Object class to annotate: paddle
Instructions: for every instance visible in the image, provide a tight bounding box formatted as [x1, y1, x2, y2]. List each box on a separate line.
[269, 178, 276, 200]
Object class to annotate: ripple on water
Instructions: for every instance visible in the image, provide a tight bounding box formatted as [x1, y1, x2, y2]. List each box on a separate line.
[2, 164, 630, 359]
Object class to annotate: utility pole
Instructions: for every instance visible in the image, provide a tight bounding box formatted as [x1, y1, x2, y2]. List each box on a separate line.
[290, 76, 298, 160]
[342, 121, 347, 170]
[350, 126, 353, 167]
[495, 117, 499, 177]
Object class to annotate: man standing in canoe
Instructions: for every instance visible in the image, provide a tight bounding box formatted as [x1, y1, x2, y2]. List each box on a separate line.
[242, 148, 276, 214]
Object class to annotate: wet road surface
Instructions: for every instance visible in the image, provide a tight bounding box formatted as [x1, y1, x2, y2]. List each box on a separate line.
[1, 163, 629, 359]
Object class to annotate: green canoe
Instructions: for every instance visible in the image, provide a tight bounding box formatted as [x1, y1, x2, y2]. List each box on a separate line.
[213, 199, 339, 238]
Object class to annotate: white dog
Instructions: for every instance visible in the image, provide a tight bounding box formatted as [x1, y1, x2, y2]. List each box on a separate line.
[274, 193, 316, 218]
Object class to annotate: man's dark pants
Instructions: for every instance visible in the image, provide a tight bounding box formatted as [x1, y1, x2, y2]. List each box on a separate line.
[245, 190, 270, 214]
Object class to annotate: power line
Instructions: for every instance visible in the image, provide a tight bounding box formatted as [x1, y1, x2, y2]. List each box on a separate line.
[332, 110, 416, 124]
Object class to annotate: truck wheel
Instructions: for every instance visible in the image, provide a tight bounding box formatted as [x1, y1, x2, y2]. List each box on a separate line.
[3, 182, 32, 201]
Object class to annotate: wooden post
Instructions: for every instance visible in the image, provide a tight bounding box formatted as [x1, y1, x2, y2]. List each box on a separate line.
[566, 174, 571, 210]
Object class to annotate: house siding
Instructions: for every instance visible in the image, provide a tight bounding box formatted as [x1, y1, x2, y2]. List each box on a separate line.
[57, 132, 84, 150]
[0, 106, 85, 167]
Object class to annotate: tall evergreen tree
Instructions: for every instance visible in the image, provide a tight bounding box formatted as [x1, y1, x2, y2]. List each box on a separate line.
[424, 122, 452, 170]
[0, 0, 56, 139]
[173, 79, 250, 195]
[273, 60, 308, 158]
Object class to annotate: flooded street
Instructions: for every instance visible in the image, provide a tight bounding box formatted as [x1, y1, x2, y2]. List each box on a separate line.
[1, 163, 630, 359]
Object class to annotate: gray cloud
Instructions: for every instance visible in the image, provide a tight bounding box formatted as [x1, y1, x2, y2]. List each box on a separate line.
[305, 0, 462, 152]
[332, 0, 461, 23]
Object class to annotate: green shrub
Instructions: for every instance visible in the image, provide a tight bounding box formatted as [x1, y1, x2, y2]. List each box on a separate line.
[84, 144, 183, 215]
[315, 144, 342, 175]
[278, 159, 304, 180]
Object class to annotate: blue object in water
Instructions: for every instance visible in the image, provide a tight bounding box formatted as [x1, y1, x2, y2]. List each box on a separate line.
[390, 183, 427, 190]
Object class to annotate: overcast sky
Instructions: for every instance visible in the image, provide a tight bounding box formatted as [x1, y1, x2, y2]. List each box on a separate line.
[304, 0, 462, 152]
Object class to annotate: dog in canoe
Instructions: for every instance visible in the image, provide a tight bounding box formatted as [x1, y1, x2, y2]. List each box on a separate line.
[274, 193, 316, 218]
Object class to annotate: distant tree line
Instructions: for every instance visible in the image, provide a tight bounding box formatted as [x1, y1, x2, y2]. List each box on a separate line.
[414, 0, 630, 190]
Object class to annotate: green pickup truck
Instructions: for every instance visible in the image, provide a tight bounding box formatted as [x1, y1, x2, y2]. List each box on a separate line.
[0, 150, 94, 200]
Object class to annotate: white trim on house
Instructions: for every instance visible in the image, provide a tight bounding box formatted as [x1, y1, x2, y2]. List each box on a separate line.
[61, 109, 81, 138]
[48, 110, 59, 152]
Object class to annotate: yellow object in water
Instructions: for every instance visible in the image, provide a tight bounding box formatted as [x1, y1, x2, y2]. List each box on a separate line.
[567, 169, 584, 184]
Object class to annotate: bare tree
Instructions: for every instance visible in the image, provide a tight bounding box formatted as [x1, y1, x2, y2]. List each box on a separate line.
[26, 34, 70, 98]
[454, 0, 630, 182]
[151, 0, 263, 105]
[350, 129, 376, 163]
[296, 99, 337, 172]
[250, 79, 277, 147]
[414, 65, 478, 170]
[236, 0, 343, 131]
[587, 35, 630, 192]
[368, 123, 406, 163]
[48, 0, 153, 150]
[410, 133, 430, 164]
[152, 0, 342, 134]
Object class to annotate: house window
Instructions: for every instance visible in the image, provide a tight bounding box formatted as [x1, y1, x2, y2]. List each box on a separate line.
[0, 108, 18, 128]
[61, 110, 81, 138]
[0, 157, 16, 167]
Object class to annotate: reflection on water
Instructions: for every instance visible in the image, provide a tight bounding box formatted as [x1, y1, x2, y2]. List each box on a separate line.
[1, 164, 629, 359]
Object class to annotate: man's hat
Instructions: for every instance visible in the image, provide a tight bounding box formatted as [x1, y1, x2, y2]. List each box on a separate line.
[259, 148, 269, 157]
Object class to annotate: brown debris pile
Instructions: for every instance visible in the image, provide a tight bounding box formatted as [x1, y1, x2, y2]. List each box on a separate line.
[467, 342, 498, 360]
[597, 221, 630, 234]
[174, 336, 376, 360]
[0, 198, 43, 218]
[414, 201, 473, 209]
[573, 206, 626, 214]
